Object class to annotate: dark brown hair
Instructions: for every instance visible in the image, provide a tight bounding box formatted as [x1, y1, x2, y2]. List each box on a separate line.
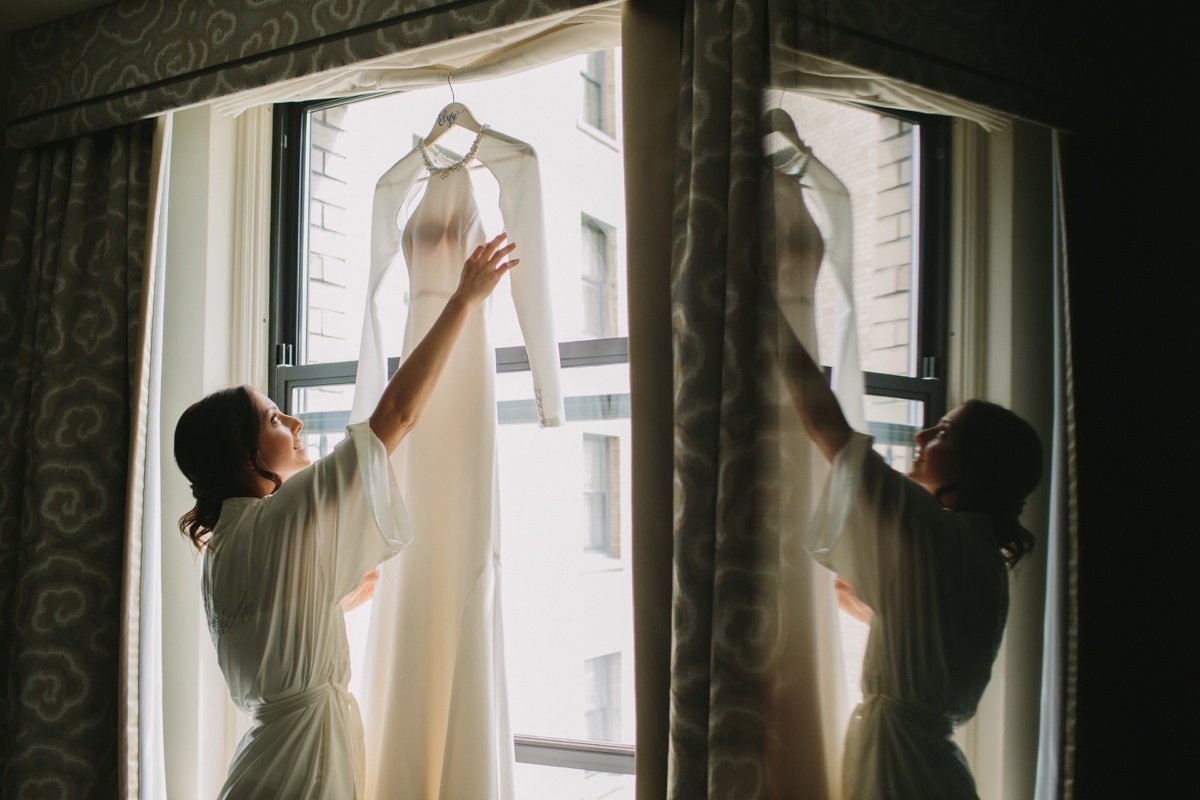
[174, 386, 281, 550]
[939, 399, 1043, 568]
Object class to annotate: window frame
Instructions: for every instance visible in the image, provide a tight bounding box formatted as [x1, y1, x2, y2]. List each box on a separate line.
[268, 97, 637, 777]
[855, 107, 951, 441]
[266, 98, 951, 780]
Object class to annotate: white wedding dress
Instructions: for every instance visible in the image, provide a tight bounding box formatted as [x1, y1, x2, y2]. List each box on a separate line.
[768, 145, 864, 797]
[350, 127, 564, 800]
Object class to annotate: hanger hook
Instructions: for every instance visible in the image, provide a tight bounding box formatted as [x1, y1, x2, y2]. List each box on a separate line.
[447, 72, 456, 104]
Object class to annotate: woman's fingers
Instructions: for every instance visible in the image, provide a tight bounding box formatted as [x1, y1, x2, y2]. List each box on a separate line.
[488, 243, 517, 269]
[456, 233, 519, 306]
[479, 232, 507, 262]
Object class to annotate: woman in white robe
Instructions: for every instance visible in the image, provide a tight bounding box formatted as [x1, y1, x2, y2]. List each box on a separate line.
[778, 324, 1043, 800]
[172, 234, 519, 800]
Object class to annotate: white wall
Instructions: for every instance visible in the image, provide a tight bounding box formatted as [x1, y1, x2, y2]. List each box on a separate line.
[158, 103, 243, 800]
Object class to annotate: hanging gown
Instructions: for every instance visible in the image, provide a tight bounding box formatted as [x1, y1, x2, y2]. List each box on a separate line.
[202, 423, 412, 799]
[767, 145, 864, 797]
[806, 432, 1009, 800]
[350, 128, 564, 800]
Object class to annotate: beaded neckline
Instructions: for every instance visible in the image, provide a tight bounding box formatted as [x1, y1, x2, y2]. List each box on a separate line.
[777, 146, 812, 179]
[419, 126, 489, 179]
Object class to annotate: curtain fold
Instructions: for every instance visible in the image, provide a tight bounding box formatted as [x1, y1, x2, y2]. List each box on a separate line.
[665, 1, 777, 796]
[118, 113, 172, 800]
[0, 119, 156, 796]
[1034, 130, 1077, 800]
[622, 3, 683, 798]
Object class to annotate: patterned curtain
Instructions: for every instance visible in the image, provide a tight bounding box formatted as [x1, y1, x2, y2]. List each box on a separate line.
[666, 1, 777, 796]
[6, 0, 611, 149]
[0, 120, 155, 797]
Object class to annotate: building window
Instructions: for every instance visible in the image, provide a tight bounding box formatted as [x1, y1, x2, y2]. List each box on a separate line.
[584, 653, 621, 743]
[581, 50, 616, 138]
[582, 434, 620, 559]
[581, 217, 617, 339]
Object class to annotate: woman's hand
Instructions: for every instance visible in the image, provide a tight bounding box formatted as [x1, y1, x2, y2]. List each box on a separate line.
[341, 569, 379, 614]
[369, 232, 518, 455]
[835, 576, 873, 624]
[777, 308, 852, 462]
[453, 232, 519, 308]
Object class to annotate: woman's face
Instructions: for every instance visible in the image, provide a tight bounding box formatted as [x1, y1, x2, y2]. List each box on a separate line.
[909, 404, 966, 496]
[252, 391, 311, 486]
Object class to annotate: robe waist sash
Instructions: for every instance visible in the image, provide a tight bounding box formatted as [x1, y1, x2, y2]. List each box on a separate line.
[249, 682, 355, 726]
[862, 692, 955, 738]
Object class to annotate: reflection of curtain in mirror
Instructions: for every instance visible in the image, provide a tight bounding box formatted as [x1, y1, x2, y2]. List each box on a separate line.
[764, 125, 863, 799]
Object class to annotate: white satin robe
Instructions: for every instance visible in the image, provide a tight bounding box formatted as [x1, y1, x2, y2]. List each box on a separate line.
[203, 423, 412, 799]
[807, 432, 1008, 800]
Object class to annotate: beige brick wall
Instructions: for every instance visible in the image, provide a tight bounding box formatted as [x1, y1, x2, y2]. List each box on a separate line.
[306, 106, 352, 365]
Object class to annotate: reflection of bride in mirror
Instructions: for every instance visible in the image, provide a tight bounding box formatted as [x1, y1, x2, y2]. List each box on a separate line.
[779, 323, 1042, 799]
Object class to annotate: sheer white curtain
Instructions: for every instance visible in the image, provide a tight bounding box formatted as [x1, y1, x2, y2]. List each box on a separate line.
[1034, 131, 1076, 800]
[214, 5, 621, 117]
[118, 113, 172, 800]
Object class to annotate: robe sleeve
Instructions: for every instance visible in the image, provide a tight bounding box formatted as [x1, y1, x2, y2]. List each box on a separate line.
[805, 431, 964, 614]
[480, 132, 566, 427]
[263, 421, 412, 604]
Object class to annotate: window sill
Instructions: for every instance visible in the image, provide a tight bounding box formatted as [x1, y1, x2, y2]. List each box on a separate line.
[576, 120, 620, 153]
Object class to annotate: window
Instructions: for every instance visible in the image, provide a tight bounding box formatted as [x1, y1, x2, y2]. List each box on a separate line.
[584, 653, 622, 742]
[580, 51, 616, 138]
[582, 434, 620, 559]
[269, 52, 634, 794]
[268, 66, 947, 796]
[581, 217, 617, 339]
[777, 94, 950, 707]
[772, 96, 949, 463]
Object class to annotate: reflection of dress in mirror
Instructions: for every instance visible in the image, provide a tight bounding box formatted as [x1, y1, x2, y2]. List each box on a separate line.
[350, 125, 564, 800]
[768, 138, 861, 796]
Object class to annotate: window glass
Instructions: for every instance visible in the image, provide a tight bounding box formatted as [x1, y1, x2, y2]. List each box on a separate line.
[279, 50, 634, 789]
[774, 96, 922, 379]
[496, 362, 633, 747]
[581, 218, 616, 339]
[276, 62, 944, 799]
[580, 51, 615, 138]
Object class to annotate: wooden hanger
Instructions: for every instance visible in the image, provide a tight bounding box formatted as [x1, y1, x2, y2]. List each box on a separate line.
[424, 75, 484, 146]
[423, 101, 485, 146]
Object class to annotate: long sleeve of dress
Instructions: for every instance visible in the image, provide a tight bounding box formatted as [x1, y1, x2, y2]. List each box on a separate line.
[351, 150, 425, 425]
[477, 131, 565, 426]
[804, 155, 865, 431]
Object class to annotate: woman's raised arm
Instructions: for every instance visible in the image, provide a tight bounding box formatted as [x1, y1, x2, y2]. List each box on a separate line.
[368, 233, 517, 454]
[777, 316, 853, 462]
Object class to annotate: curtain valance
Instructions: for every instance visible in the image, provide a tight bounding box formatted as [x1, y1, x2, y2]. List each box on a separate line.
[5, 0, 612, 149]
[213, 5, 620, 116]
[771, 49, 1009, 132]
[767, 1, 1079, 131]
